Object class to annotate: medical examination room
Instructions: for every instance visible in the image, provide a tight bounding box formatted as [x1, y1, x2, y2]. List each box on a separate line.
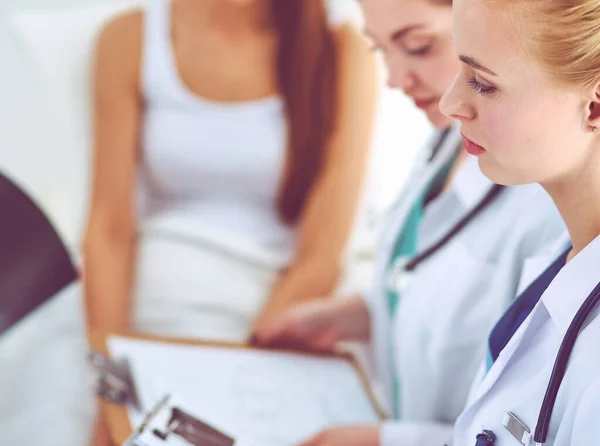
[1, 0, 599, 445]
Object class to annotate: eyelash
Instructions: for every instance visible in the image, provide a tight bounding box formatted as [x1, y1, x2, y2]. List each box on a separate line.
[468, 77, 496, 96]
[368, 44, 433, 57]
[407, 45, 432, 56]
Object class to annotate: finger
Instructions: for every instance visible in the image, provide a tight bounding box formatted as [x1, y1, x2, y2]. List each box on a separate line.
[270, 318, 332, 350]
[310, 329, 340, 352]
[263, 338, 316, 352]
[262, 317, 336, 352]
[254, 302, 331, 348]
[253, 314, 301, 346]
[297, 435, 321, 446]
[248, 333, 260, 346]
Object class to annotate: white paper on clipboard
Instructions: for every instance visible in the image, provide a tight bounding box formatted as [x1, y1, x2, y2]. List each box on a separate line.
[108, 336, 379, 446]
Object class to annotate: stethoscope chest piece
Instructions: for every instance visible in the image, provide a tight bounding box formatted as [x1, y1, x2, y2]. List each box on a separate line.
[475, 429, 497, 446]
[387, 257, 413, 295]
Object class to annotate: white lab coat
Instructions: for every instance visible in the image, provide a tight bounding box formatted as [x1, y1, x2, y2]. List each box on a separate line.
[364, 125, 566, 446]
[453, 232, 600, 446]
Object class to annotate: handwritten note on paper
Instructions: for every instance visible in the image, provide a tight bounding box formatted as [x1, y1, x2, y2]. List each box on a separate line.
[108, 337, 379, 446]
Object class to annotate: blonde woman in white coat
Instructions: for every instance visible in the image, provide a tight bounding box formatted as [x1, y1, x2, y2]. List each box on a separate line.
[254, 0, 565, 445]
[438, 0, 600, 444]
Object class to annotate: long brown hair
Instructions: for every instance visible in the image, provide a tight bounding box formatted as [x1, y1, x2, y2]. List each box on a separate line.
[271, 0, 339, 224]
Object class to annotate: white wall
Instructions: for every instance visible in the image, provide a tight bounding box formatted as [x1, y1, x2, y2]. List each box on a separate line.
[0, 12, 71, 240]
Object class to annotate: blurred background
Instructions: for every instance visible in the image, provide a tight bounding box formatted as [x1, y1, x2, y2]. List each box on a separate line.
[0, 0, 431, 444]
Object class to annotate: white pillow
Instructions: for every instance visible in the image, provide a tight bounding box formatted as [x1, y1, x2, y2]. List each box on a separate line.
[9, 1, 143, 248]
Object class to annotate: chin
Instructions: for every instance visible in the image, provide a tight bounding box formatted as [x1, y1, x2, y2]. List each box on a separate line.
[477, 156, 532, 187]
[427, 110, 454, 130]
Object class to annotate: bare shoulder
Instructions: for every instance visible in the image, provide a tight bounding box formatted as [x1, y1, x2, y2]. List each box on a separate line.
[97, 9, 143, 53]
[94, 9, 144, 90]
[329, 23, 378, 92]
[323, 23, 378, 162]
[330, 23, 373, 64]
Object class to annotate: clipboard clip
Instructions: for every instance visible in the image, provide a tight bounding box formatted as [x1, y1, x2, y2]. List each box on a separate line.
[151, 407, 235, 446]
[125, 395, 235, 446]
[88, 352, 141, 411]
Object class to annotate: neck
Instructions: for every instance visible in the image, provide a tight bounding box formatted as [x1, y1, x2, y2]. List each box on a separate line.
[441, 145, 470, 193]
[543, 154, 600, 257]
[198, 0, 272, 32]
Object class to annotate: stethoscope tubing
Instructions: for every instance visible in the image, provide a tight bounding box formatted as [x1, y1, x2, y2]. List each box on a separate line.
[534, 280, 600, 444]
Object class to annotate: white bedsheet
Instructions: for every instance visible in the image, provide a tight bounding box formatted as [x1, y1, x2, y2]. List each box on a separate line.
[0, 284, 96, 446]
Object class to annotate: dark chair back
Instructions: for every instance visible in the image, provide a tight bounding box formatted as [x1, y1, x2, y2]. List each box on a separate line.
[0, 173, 76, 335]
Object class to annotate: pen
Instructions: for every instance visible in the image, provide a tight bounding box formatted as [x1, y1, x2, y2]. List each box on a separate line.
[135, 394, 171, 436]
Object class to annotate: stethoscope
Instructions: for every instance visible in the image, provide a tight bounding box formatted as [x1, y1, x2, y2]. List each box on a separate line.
[387, 127, 506, 293]
[474, 274, 600, 446]
[388, 182, 505, 293]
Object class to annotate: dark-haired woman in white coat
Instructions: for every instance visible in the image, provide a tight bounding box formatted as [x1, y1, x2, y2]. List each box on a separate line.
[255, 0, 565, 445]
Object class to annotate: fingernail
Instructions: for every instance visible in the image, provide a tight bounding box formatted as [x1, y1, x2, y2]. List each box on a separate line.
[248, 334, 259, 346]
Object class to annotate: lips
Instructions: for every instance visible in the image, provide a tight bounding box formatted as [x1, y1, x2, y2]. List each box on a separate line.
[461, 133, 486, 156]
[413, 97, 439, 111]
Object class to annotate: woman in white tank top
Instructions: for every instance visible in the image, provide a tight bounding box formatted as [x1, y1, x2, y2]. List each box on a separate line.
[84, 1, 377, 443]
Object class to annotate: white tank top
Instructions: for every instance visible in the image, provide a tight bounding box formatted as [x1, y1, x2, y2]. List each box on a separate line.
[138, 0, 356, 265]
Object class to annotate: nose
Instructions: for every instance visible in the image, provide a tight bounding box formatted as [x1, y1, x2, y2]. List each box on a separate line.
[439, 73, 475, 122]
[385, 55, 416, 91]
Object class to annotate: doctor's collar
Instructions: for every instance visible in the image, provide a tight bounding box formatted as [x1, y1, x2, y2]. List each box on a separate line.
[541, 233, 600, 337]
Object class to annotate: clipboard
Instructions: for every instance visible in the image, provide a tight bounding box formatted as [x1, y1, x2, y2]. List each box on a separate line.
[89, 330, 385, 445]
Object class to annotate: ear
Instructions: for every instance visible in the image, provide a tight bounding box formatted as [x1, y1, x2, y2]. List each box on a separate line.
[586, 82, 600, 131]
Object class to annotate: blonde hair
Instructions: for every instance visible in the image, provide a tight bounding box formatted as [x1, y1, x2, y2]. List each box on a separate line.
[493, 0, 600, 88]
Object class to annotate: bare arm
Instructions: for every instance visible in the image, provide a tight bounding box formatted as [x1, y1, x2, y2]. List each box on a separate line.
[83, 12, 142, 335]
[254, 24, 379, 330]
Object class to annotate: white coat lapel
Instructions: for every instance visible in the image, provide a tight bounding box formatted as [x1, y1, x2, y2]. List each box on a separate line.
[371, 125, 463, 407]
[377, 125, 463, 275]
[459, 233, 572, 416]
